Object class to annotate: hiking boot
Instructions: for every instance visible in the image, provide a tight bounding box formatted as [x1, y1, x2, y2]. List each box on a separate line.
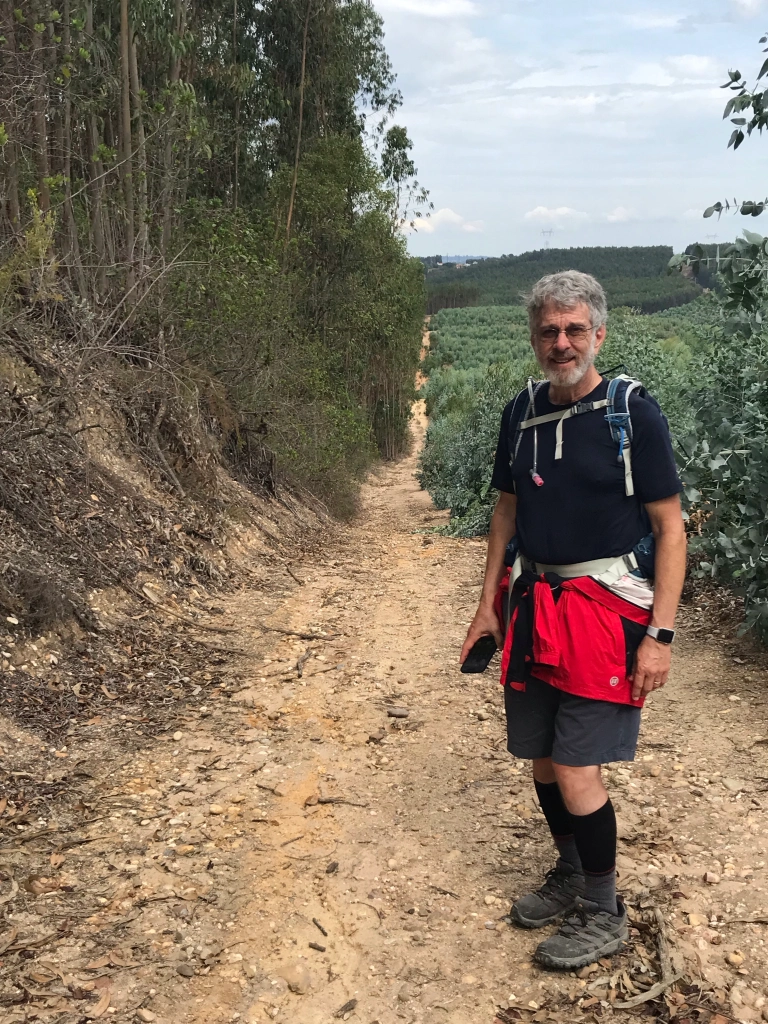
[510, 860, 585, 929]
[533, 897, 628, 970]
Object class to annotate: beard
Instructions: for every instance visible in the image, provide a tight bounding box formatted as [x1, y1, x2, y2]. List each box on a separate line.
[537, 337, 597, 388]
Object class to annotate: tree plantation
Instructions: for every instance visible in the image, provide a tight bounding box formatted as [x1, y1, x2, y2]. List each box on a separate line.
[0, 0, 426, 512]
[425, 246, 702, 316]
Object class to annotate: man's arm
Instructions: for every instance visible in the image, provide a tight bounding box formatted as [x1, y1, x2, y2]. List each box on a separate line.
[630, 493, 687, 701]
[460, 491, 517, 662]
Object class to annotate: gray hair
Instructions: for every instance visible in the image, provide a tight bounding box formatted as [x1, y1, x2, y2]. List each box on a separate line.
[526, 271, 608, 332]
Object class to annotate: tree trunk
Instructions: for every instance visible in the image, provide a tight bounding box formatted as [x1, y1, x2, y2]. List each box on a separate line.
[161, 0, 186, 256]
[86, 1, 107, 297]
[49, 20, 64, 177]
[30, 12, 51, 213]
[284, 0, 312, 255]
[0, 0, 21, 231]
[129, 28, 148, 278]
[120, 0, 136, 299]
[232, 0, 239, 210]
[62, 0, 87, 297]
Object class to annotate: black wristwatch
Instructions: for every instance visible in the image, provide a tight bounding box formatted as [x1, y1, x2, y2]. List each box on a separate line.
[646, 626, 675, 646]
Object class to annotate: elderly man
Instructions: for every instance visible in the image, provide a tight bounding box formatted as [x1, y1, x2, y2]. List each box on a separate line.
[461, 270, 686, 969]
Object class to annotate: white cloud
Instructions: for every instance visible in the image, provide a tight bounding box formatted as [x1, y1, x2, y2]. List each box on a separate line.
[606, 207, 637, 223]
[407, 207, 484, 234]
[373, 0, 768, 256]
[524, 206, 590, 228]
[665, 54, 720, 80]
[375, 0, 477, 16]
[625, 14, 685, 30]
[731, 0, 765, 14]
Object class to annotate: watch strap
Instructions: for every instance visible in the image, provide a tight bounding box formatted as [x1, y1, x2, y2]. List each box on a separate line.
[646, 625, 675, 645]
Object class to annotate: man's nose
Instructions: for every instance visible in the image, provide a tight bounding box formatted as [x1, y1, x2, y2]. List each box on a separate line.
[553, 330, 572, 351]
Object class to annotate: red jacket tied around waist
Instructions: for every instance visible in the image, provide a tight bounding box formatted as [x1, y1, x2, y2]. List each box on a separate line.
[494, 569, 651, 708]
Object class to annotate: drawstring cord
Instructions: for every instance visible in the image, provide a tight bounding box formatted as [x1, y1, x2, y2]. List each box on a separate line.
[527, 378, 544, 487]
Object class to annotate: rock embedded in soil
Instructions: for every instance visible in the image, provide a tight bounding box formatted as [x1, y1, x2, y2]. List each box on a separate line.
[280, 963, 312, 995]
[387, 707, 410, 719]
[176, 963, 195, 977]
[136, 1011, 157, 1022]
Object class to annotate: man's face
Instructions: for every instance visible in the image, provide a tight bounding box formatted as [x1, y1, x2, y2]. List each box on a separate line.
[531, 302, 606, 387]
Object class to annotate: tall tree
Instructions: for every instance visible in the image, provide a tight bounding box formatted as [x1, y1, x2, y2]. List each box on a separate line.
[120, 0, 136, 297]
[30, 3, 51, 212]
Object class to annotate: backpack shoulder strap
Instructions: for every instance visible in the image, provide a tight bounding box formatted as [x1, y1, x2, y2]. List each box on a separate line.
[605, 375, 643, 497]
[508, 379, 545, 466]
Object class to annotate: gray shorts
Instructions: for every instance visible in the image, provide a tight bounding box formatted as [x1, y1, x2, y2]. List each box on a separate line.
[504, 674, 641, 767]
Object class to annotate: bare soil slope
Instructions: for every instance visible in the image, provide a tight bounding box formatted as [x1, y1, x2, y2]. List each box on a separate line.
[1, 400, 768, 1024]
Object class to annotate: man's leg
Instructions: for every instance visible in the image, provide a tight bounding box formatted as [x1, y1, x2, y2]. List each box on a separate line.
[531, 694, 638, 969]
[505, 678, 585, 928]
[553, 764, 617, 915]
[532, 757, 582, 873]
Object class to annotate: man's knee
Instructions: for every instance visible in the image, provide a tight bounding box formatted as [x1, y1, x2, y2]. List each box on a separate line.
[532, 757, 556, 784]
[552, 763, 605, 815]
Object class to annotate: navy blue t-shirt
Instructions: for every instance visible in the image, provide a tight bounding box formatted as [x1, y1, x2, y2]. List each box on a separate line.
[490, 378, 682, 565]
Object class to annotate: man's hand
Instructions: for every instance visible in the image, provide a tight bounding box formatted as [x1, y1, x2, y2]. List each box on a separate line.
[460, 604, 503, 664]
[630, 636, 672, 702]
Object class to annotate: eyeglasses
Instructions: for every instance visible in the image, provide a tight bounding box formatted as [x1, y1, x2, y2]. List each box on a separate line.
[538, 325, 594, 343]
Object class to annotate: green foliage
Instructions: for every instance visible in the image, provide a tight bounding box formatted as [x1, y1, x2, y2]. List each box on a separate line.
[426, 306, 530, 373]
[0, 0, 427, 515]
[666, 30, 768, 639]
[170, 133, 424, 513]
[425, 247, 701, 315]
[418, 362, 531, 536]
[0, 199, 58, 312]
[678, 336, 768, 634]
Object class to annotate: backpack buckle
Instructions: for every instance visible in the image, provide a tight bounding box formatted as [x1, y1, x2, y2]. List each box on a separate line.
[572, 401, 593, 416]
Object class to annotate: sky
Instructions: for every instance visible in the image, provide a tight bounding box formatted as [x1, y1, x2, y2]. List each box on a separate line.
[371, 0, 768, 257]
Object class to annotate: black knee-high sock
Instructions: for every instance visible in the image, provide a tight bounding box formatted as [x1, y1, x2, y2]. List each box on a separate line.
[570, 799, 618, 915]
[534, 780, 581, 871]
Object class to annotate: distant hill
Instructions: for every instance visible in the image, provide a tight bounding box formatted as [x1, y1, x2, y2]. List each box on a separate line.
[425, 246, 701, 315]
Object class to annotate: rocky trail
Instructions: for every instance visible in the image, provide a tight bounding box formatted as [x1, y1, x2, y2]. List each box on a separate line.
[2, 401, 768, 1024]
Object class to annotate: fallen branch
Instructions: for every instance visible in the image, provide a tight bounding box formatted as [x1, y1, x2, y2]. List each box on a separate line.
[318, 796, 369, 809]
[297, 648, 313, 678]
[430, 884, 460, 900]
[280, 834, 305, 848]
[256, 625, 341, 641]
[614, 974, 684, 1009]
[614, 909, 682, 1009]
[305, 663, 344, 678]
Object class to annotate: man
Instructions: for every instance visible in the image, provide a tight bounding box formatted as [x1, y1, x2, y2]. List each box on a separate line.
[460, 270, 687, 970]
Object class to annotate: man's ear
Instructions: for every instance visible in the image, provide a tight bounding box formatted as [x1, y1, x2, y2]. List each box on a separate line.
[593, 323, 607, 355]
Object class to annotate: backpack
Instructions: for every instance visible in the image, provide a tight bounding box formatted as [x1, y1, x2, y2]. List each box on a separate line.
[508, 374, 648, 498]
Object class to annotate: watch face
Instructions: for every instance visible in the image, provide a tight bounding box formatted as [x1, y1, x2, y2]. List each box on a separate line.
[656, 628, 675, 645]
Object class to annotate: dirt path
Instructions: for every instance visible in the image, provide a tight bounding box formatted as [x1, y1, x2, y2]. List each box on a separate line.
[4, 403, 768, 1023]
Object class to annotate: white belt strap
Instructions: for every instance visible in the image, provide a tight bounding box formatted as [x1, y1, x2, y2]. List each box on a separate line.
[530, 551, 639, 584]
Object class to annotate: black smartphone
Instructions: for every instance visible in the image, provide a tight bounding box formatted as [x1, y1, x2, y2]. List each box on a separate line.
[461, 635, 498, 674]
